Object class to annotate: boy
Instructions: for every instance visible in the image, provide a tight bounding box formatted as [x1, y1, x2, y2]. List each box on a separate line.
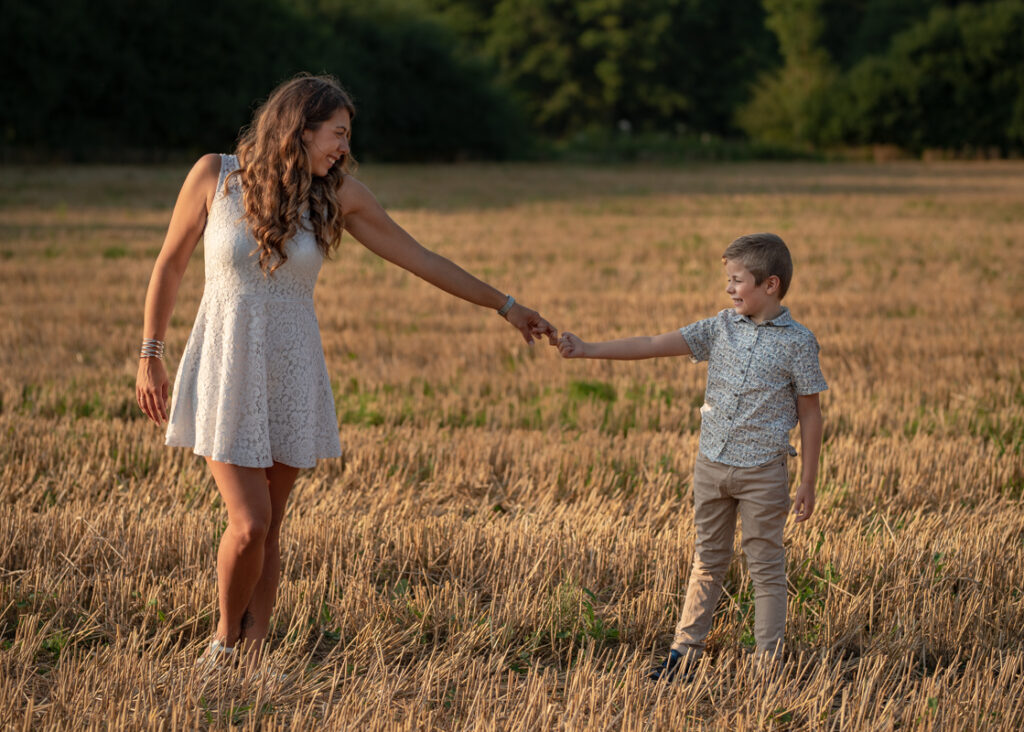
[557, 233, 826, 680]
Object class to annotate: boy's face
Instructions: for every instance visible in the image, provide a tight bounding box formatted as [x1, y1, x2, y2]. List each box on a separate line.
[724, 258, 782, 323]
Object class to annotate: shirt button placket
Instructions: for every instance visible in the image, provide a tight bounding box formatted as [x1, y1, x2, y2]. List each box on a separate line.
[732, 328, 756, 425]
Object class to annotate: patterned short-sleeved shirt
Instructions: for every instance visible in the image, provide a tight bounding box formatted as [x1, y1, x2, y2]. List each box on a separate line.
[680, 307, 827, 467]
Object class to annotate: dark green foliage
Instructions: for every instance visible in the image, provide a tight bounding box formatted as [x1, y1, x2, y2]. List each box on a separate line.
[407, 0, 495, 49]
[480, 0, 777, 137]
[293, 1, 531, 160]
[0, 0, 309, 157]
[834, 0, 1024, 151]
[2, 0, 1021, 157]
[0, 0, 526, 161]
[737, 0, 839, 146]
[818, 0, 972, 69]
[740, 0, 1024, 151]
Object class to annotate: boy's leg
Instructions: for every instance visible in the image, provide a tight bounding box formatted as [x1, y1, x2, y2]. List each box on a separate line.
[671, 455, 738, 660]
[736, 456, 790, 659]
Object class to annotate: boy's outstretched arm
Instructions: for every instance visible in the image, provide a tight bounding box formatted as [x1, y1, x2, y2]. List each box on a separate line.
[558, 330, 691, 360]
[793, 393, 823, 522]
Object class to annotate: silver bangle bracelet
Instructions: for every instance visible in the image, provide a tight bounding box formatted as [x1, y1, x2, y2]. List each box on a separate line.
[140, 339, 165, 359]
[497, 294, 515, 318]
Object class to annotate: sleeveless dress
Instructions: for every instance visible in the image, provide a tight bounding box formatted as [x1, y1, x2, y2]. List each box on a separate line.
[165, 154, 343, 468]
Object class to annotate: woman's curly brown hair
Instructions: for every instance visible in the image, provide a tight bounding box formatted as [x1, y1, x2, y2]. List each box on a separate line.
[228, 74, 357, 275]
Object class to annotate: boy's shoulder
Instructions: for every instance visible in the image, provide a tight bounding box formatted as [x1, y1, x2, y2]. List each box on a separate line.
[700, 308, 816, 334]
[698, 308, 741, 328]
[765, 311, 821, 357]
[778, 311, 818, 339]
[706, 307, 821, 351]
[683, 308, 821, 366]
[684, 307, 820, 348]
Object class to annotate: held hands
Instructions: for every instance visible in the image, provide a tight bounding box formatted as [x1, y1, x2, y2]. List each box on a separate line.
[557, 332, 587, 358]
[494, 299, 584, 357]
[792, 482, 816, 522]
[504, 303, 559, 346]
[136, 358, 170, 425]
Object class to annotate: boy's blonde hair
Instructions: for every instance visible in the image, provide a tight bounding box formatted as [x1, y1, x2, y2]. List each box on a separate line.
[722, 233, 793, 299]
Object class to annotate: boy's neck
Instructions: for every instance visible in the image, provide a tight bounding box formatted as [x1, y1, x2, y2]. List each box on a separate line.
[747, 304, 785, 324]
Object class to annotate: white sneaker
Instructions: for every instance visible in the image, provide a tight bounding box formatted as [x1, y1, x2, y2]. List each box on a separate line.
[195, 639, 235, 669]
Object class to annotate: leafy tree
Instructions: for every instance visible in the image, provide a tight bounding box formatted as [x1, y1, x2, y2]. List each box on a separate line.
[0, 0, 527, 160]
[737, 0, 839, 145]
[293, 0, 530, 160]
[482, 0, 774, 137]
[0, 0, 309, 156]
[5, 0, 1017, 157]
[407, 0, 496, 49]
[835, 0, 1024, 151]
[818, 0, 968, 69]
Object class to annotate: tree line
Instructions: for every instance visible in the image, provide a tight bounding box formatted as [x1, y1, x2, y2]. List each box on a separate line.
[2, 0, 1021, 160]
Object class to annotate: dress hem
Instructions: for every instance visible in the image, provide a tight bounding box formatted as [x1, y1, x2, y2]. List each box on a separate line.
[164, 441, 341, 470]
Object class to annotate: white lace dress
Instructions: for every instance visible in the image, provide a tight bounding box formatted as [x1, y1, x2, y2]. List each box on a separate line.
[165, 154, 342, 468]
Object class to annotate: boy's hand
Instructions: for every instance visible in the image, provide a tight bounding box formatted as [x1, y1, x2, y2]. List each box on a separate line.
[558, 332, 587, 358]
[792, 483, 815, 522]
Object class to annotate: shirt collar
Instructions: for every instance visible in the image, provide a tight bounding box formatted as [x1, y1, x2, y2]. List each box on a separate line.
[730, 306, 793, 327]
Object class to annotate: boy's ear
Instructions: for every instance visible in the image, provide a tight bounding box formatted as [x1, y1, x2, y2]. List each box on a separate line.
[764, 275, 781, 294]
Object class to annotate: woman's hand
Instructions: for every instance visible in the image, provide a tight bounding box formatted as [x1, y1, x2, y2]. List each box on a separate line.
[137, 358, 170, 425]
[504, 303, 558, 346]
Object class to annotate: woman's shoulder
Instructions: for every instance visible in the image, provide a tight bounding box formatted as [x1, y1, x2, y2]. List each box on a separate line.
[339, 173, 369, 195]
[177, 154, 226, 208]
[337, 174, 377, 213]
[193, 153, 224, 177]
[186, 154, 223, 187]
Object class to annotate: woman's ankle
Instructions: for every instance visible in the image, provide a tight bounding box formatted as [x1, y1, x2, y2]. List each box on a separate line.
[214, 623, 242, 648]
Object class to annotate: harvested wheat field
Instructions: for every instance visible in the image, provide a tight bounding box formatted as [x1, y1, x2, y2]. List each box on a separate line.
[1, 161, 1023, 730]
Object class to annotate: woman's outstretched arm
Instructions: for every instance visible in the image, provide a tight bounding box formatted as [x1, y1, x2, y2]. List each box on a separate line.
[339, 176, 557, 345]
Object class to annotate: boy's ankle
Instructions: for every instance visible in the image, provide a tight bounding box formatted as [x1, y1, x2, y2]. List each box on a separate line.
[669, 645, 702, 664]
[647, 648, 700, 683]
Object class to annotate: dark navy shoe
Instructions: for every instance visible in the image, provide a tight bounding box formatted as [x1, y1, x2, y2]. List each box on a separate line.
[646, 649, 694, 683]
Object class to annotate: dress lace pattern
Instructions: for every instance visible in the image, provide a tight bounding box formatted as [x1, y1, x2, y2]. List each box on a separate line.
[165, 154, 342, 468]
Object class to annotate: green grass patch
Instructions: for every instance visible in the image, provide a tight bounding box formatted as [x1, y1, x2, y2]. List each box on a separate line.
[567, 380, 616, 404]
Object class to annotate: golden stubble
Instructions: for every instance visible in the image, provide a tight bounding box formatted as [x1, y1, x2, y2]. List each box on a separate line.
[1, 161, 1023, 729]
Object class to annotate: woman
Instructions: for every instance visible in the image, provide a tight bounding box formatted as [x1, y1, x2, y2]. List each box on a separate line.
[135, 74, 557, 665]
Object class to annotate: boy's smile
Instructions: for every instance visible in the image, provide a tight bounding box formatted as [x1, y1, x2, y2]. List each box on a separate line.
[724, 259, 783, 323]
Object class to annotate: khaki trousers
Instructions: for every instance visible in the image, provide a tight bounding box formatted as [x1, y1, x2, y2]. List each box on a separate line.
[671, 452, 790, 659]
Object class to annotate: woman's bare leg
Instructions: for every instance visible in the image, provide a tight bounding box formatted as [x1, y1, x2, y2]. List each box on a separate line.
[238, 461, 300, 656]
[205, 458, 273, 648]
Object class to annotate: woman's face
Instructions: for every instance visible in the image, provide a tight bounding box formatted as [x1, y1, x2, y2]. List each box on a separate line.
[301, 108, 352, 177]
